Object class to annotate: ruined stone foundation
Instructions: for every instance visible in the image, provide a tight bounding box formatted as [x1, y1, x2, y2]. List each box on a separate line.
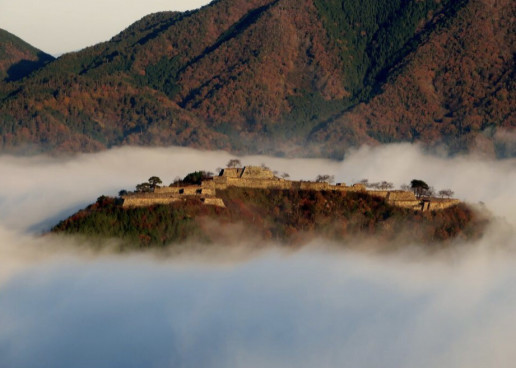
[122, 166, 460, 212]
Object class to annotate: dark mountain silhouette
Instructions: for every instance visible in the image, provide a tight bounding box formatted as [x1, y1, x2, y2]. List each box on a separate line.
[0, 0, 513, 156]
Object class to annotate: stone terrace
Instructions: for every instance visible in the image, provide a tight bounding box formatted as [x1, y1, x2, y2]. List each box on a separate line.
[122, 166, 459, 211]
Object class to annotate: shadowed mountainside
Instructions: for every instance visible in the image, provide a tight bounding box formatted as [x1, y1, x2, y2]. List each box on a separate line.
[0, 0, 514, 156]
[0, 29, 54, 82]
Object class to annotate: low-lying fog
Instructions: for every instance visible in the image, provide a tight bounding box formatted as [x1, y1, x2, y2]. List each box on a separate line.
[1, 144, 515, 368]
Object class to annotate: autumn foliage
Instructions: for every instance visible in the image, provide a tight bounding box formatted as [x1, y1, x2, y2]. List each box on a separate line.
[0, 0, 513, 157]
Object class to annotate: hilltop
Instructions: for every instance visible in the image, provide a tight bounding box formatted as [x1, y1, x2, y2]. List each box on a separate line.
[51, 166, 486, 250]
[0, 0, 514, 156]
[0, 29, 54, 82]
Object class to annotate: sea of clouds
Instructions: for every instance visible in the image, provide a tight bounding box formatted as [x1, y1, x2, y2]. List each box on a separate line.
[1, 144, 515, 368]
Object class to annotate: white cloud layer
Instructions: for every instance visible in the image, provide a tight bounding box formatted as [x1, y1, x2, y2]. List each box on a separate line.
[0, 144, 515, 367]
[0, 0, 212, 55]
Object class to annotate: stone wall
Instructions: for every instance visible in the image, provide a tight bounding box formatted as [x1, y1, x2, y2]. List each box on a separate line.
[219, 166, 275, 179]
[121, 165, 459, 212]
[426, 199, 460, 211]
[214, 176, 293, 190]
[155, 185, 215, 196]
[299, 182, 331, 191]
[202, 198, 226, 207]
[219, 168, 244, 178]
[240, 166, 275, 179]
[369, 190, 390, 198]
[389, 200, 422, 210]
[122, 196, 181, 208]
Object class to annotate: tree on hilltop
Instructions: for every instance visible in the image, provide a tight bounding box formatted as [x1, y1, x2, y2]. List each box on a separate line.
[227, 159, 242, 168]
[136, 182, 152, 193]
[181, 171, 212, 185]
[439, 189, 454, 198]
[400, 184, 411, 191]
[411, 179, 430, 198]
[148, 176, 162, 189]
[379, 181, 394, 190]
[315, 174, 335, 184]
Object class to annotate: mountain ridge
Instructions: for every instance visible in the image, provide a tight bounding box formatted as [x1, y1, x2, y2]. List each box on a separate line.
[0, 28, 54, 82]
[0, 0, 514, 157]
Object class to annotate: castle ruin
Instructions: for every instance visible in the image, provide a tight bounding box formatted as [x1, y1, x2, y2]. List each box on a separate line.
[121, 166, 459, 211]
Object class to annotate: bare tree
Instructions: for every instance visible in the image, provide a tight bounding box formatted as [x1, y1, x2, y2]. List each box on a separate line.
[281, 172, 290, 179]
[368, 182, 380, 190]
[400, 184, 411, 191]
[379, 181, 394, 190]
[438, 189, 454, 198]
[315, 174, 335, 184]
[425, 186, 436, 198]
[227, 159, 242, 168]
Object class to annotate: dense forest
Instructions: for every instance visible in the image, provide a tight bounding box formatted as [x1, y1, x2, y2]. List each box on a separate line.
[51, 188, 487, 250]
[0, 0, 514, 157]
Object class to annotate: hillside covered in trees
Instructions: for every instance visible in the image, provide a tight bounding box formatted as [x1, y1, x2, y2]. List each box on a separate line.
[0, 29, 54, 82]
[0, 0, 514, 157]
[51, 185, 487, 250]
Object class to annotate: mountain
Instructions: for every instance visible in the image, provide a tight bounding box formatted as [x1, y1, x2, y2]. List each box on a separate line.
[0, 29, 54, 82]
[0, 0, 514, 156]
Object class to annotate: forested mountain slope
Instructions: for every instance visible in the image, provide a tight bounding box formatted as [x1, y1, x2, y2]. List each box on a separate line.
[0, 29, 54, 82]
[0, 0, 513, 156]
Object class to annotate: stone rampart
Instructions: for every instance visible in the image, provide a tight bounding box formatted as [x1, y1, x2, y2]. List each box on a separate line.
[219, 168, 244, 178]
[426, 199, 460, 211]
[155, 185, 215, 196]
[350, 184, 366, 192]
[219, 166, 275, 179]
[122, 196, 181, 208]
[121, 165, 459, 212]
[389, 200, 422, 210]
[386, 191, 417, 201]
[202, 198, 226, 207]
[241, 166, 275, 179]
[299, 182, 330, 191]
[228, 177, 292, 190]
[369, 190, 390, 198]
[214, 176, 293, 190]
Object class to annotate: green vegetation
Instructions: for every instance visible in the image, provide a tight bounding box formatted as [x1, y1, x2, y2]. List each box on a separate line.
[52, 196, 208, 249]
[172, 171, 214, 186]
[411, 179, 430, 198]
[313, 0, 461, 96]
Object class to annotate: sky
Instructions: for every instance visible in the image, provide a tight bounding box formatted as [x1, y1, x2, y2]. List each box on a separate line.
[0, 0, 212, 56]
[1, 144, 516, 367]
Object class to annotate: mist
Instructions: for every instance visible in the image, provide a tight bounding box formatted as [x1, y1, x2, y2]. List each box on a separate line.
[1, 144, 516, 367]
